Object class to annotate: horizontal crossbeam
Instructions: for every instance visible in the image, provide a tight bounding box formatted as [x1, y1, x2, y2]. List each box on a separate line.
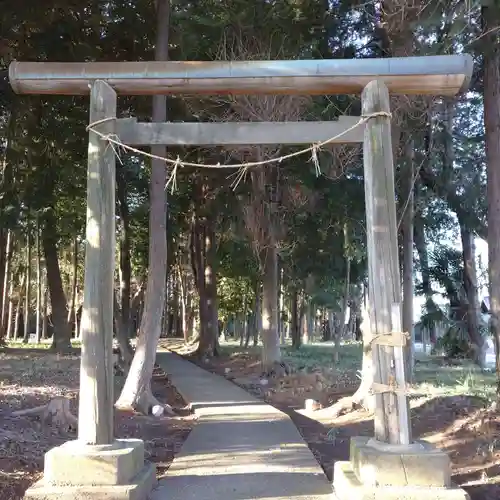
[9, 54, 473, 96]
[115, 117, 364, 145]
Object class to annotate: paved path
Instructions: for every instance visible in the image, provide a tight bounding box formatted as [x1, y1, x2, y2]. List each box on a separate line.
[151, 351, 333, 500]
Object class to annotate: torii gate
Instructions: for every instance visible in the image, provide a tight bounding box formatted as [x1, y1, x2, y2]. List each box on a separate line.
[10, 55, 472, 500]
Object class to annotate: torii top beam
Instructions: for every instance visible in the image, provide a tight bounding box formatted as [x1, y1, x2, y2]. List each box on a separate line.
[9, 55, 472, 96]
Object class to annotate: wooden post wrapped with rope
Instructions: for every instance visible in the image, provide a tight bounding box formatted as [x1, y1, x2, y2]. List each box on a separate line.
[78, 80, 117, 445]
[362, 80, 411, 445]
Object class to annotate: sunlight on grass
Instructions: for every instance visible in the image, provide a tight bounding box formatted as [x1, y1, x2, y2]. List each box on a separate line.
[218, 339, 361, 372]
[218, 339, 497, 401]
[413, 359, 496, 400]
[4, 340, 82, 349]
[282, 343, 362, 374]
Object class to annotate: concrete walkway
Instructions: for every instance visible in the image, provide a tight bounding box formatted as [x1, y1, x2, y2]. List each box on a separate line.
[151, 351, 333, 500]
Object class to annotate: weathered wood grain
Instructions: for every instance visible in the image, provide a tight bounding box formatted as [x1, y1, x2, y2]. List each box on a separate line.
[9, 55, 473, 96]
[362, 80, 411, 445]
[78, 80, 116, 446]
[115, 117, 364, 146]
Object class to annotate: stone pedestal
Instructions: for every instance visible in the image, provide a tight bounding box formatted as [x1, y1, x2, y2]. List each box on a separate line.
[24, 439, 156, 500]
[333, 436, 470, 500]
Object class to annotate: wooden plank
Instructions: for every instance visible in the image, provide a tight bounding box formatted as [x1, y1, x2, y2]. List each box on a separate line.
[9, 54, 473, 96]
[115, 117, 364, 145]
[362, 80, 411, 445]
[78, 80, 116, 446]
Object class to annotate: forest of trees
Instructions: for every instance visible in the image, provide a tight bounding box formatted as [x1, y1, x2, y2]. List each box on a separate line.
[0, 0, 499, 413]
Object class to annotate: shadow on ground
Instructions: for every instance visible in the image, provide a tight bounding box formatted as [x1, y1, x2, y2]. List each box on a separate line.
[153, 471, 332, 500]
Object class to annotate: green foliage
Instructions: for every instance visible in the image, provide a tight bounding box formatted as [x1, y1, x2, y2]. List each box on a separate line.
[435, 327, 472, 358]
[0, 0, 489, 349]
[217, 276, 254, 320]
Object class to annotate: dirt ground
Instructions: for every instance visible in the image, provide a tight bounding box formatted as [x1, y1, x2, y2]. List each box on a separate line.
[166, 343, 500, 500]
[0, 349, 194, 500]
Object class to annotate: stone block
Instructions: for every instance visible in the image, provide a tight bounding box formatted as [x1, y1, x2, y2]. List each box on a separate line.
[350, 436, 451, 487]
[333, 461, 470, 500]
[24, 462, 156, 500]
[44, 439, 144, 486]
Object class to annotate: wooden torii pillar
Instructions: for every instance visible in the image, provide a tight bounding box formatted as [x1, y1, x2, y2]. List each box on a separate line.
[9, 54, 472, 500]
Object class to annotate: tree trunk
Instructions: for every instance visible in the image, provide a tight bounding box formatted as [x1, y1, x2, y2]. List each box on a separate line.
[23, 227, 32, 343]
[336, 278, 350, 364]
[0, 103, 19, 345]
[302, 299, 312, 345]
[178, 264, 189, 343]
[335, 223, 352, 363]
[186, 292, 194, 340]
[401, 138, 415, 380]
[309, 304, 315, 340]
[196, 207, 219, 357]
[114, 191, 134, 358]
[117, 165, 132, 339]
[113, 292, 134, 365]
[42, 284, 48, 339]
[191, 208, 208, 353]
[42, 216, 72, 352]
[14, 272, 26, 341]
[442, 93, 484, 366]
[291, 287, 300, 349]
[315, 310, 321, 340]
[350, 287, 362, 341]
[129, 283, 145, 338]
[327, 311, 334, 343]
[327, 307, 375, 417]
[0, 230, 6, 343]
[12, 299, 22, 341]
[169, 273, 179, 338]
[195, 213, 208, 352]
[67, 236, 78, 336]
[163, 295, 170, 337]
[115, 0, 170, 414]
[260, 243, 281, 370]
[460, 219, 484, 366]
[0, 111, 16, 344]
[6, 270, 15, 340]
[278, 262, 284, 343]
[483, 4, 500, 397]
[0, 231, 13, 341]
[35, 216, 42, 343]
[414, 212, 436, 344]
[238, 313, 245, 346]
[243, 299, 250, 348]
[254, 282, 261, 346]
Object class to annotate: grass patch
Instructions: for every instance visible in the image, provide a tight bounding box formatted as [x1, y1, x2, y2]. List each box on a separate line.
[218, 339, 497, 401]
[218, 339, 361, 371]
[413, 358, 496, 400]
[282, 342, 361, 373]
[4, 340, 82, 349]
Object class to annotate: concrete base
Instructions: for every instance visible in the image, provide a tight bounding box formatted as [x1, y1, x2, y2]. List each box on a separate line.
[24, 439, 156, 500]
[332, 437, 470, 500]
[25, 463, 156, 500]
[333, 462, 470, 500]
[350, 436, 451, 487]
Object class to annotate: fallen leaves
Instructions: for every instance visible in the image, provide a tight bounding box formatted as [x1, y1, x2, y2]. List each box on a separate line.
[0, 351, 194, 500]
